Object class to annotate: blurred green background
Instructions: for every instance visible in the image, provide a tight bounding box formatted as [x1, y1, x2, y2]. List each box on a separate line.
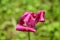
[0, 0, 60, 40]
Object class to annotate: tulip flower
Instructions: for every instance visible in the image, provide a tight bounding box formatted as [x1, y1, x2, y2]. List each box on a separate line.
[16, 10, 45, 32]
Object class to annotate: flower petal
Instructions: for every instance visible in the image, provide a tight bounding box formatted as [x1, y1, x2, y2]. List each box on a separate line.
[39, 10, 45, 22]
[36, 10, 45, 22]
[16, 24, 36, 32]
[23, 14, 31, 23]
[18, 12, 31, 25]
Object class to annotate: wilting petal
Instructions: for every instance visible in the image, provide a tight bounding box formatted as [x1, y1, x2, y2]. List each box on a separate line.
[16, 24, 36, 32]
[36, 10, 45, 23]
[39, 10, 45, 22]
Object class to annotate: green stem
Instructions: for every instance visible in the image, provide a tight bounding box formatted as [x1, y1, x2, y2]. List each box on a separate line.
[28, 32, 30, 40]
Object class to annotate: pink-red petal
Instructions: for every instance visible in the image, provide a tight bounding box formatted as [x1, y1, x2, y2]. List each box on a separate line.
[36, 10, 45, 23]
[16, 24, 36, 32]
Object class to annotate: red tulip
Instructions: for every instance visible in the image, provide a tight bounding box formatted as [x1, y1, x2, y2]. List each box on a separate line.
[16, 10, 45, 32]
